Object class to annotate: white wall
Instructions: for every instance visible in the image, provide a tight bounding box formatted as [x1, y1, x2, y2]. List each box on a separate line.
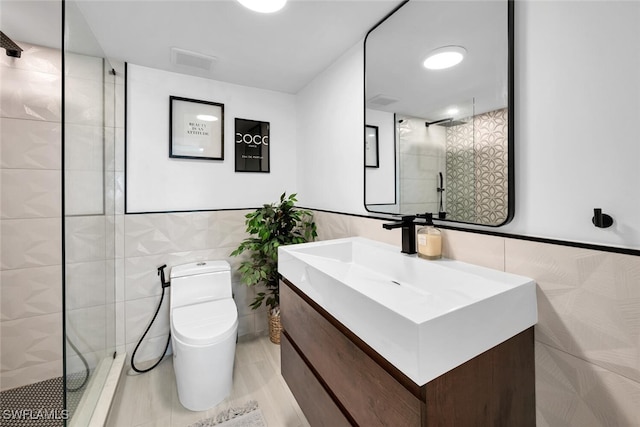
[298, 1, 640, 250]
[127, 64, 298, 213]
[296, 44, 368, 214]
[505, 0, 640, 249]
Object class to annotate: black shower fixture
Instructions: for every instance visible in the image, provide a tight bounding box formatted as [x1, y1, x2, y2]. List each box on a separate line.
[1, 31, 23, 58]
[425, 118, 453, 127]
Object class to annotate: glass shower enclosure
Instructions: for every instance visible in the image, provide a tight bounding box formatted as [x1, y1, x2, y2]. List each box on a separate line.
[63, 0, 122, 423]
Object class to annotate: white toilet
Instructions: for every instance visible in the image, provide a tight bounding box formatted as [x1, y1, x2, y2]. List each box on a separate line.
[169, 260, 238, 411]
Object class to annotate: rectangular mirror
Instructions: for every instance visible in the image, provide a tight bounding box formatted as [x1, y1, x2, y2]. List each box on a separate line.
[364, 0, 514, 226]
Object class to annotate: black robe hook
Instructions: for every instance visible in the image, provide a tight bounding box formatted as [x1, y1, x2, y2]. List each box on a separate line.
[592, 208, 613, 228]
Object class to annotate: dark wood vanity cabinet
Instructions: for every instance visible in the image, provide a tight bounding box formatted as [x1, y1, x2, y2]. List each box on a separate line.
[280, 277, 535, 427]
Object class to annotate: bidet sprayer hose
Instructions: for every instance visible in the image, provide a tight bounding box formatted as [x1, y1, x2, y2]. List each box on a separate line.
[130, 265, 171, 373]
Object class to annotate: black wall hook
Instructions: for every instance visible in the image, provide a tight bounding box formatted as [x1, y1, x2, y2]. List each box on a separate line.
[592, 208, 613, 228]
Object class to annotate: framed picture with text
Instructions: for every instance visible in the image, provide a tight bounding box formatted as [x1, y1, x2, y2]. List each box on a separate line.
[170, 96, 224, 160]
[235, 118, 270, 173]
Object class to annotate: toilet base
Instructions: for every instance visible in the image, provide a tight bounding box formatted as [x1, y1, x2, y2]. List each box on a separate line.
[171, 325, 237, 411]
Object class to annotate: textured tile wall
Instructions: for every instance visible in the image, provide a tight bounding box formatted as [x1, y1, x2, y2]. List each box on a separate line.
[0, 43, 63, 390]
[310, 211, 640, 426]
[121, 210, 268, 367]
[0, 43, 126, 390]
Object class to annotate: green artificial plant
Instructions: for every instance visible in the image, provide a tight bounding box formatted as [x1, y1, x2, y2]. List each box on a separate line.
[231, 192, 317, 314]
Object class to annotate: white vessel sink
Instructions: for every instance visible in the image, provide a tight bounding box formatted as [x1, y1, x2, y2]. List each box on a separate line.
[278, 237, 537, 386]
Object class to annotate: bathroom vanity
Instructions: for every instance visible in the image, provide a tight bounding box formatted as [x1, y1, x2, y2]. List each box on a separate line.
[278, 237, 537, 426]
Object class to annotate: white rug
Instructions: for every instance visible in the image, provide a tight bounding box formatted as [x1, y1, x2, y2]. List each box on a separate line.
[188, 401, 267, 427]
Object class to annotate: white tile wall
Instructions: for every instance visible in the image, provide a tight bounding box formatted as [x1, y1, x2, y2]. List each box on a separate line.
[397, 116, 446, 214]
[0, 67, 61, 121]
[0, 169, 61, 218]
[0, 312, 63, 372]
[65, 261, 108, 310]
[0, 44, 61, 74]
[120, 210, 269, 367]
[0, 42, 64, 390]
[0, 360, 63, 392]
[0, 42, 125, 391]
[0, 217, 62, 270]
[0, 265, 62, 321]
[505, 239, 640, 383]
[535, 342, 640, 427]
[0, 118, 61, 169]
[65, 216, 108, 263]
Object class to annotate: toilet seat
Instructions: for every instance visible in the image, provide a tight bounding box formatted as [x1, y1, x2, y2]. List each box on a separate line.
[172, 299, 238, 346]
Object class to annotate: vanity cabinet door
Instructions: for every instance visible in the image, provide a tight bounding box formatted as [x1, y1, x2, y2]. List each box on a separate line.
[281, 333, 351, 427]
[281, 280, 423, 427]
[424, 327, 536, 427]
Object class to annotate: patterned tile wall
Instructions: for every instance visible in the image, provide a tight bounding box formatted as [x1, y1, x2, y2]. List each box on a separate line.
[474, 109, 508, 225]
[0, 43, 63, 391]
[445, 108, 508, 225]
[310, 211, 640, 426]
[445, 118, 476, 222]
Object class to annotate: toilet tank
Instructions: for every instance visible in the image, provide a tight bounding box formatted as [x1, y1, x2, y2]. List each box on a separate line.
[169, 260, 232, 309]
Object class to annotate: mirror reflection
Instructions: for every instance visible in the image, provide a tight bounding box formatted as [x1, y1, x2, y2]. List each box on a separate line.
[364, 0, 512, 226]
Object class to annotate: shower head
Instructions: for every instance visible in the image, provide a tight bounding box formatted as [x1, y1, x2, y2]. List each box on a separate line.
[1, 31, 23, 58]
[438, 119, 469, 127]
[425, 117, 469, 128]
[425, 118, 452, 127]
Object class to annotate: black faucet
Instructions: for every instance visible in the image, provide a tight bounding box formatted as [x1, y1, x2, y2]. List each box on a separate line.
[382, 215, 417, 254]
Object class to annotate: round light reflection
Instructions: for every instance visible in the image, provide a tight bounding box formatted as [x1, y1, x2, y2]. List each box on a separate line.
[196, 114, 218, 122]
[423, 46, 466, 70]
[238, 0, 287, 13]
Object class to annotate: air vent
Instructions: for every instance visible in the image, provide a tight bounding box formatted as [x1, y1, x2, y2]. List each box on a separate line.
[367, 94, 399, 106]
[170, 47, 217, 72]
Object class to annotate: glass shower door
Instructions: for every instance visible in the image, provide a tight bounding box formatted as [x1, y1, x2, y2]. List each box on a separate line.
[63, 0, 117, 423]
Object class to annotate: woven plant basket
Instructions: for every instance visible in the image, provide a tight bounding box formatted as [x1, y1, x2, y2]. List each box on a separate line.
[268, 310, 282, 344]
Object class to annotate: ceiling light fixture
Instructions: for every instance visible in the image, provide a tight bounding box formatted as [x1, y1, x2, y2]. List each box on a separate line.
[237, 0, 287, 13]
[423, 46, 466, 70]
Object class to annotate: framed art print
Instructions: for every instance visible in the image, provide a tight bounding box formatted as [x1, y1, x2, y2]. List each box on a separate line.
[170, 96, 224, 160]
[235, 118, 270, 173]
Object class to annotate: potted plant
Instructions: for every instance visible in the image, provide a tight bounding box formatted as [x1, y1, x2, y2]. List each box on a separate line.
[231, 192, 317, 344]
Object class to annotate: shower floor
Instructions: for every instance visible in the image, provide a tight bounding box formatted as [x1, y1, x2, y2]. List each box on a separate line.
[0, 373, 86, 427]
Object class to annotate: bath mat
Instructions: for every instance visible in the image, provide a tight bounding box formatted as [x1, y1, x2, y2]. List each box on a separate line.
[188, 400, 267, 427]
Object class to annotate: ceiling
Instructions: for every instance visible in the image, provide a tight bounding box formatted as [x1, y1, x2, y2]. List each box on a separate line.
[365, 0, 509, 121]
[1, 0, 401, 94]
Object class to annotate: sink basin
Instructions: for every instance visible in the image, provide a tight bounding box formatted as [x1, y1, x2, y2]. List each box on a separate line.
[278, 237, 537, 386]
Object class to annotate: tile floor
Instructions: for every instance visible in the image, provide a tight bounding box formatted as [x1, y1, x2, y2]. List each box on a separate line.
[106, 335, 309, 427]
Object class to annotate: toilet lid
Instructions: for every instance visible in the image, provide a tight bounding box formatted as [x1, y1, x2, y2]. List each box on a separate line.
[172, 299, 238, 346]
